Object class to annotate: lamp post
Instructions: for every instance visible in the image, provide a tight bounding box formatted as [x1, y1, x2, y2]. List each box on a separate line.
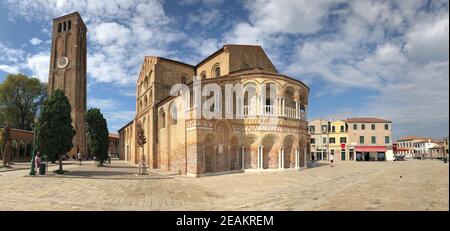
[29, 118, 39, 175]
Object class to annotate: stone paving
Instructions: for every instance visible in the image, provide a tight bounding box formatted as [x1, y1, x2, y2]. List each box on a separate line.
[0, 159, 448, 211]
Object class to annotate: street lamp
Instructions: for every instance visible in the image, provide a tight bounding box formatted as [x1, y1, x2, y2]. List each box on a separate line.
[29, 118, 39, 175]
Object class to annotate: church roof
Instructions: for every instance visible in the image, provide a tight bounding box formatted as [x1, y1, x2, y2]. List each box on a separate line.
[195, 44, 262, 67]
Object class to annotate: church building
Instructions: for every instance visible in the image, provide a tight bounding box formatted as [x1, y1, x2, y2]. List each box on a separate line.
[118, 45, 311, 176]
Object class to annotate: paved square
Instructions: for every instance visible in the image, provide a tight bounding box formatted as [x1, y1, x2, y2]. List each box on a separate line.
[0, 160, 448, 211]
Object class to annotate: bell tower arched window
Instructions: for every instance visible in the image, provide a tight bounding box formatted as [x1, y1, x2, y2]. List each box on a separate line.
[214, 66, 221, 78]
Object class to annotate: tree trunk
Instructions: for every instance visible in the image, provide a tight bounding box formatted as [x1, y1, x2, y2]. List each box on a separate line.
[58, 155, 63, 173]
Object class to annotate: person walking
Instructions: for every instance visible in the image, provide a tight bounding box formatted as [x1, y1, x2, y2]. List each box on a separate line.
[34, 152, 41, 173]
[77, 151, 82, 166]
[311, 154, 316, 168]
[330, 153, 334, 167]
[107, 152, 112, 166]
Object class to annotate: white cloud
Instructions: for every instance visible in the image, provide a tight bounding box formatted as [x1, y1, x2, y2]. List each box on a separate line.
[29, 37, 43, 46]
[187, 9, 222, 27]
[405, 14, 449, 63]
[91, 22, 131, 46]
[0, 41, 25, 63]
[104, 110, 136, 132]
[0, 65, 20, 74]
[88, 98, 119, 111]
[26, 52, 50, 82]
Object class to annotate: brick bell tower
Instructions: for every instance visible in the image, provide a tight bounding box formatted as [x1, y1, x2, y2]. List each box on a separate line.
[48, 12, 87, 157]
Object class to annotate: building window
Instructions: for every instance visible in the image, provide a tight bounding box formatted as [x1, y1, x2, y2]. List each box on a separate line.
[371, 124, 375, 130]
[159, 109, 166, 128]
[310, 126, 315, 133]
[311, 138, 315, 144]
[361, 124, 365, 130]
[58, 23, 62, 32]
[200, 71, 206, 80]
[323, 138, 327, 144]
[353, 124, 357, 130]
[68, 20, 71, 31]
[170, 104, 177, 125]
[371, 136, 376, 144]
[331, 126, 336, 132]
[340, 126, 345, 132]
[213, 64, 221, 78]
[385, 136, 390, 144]
[385, 124, 389, 130]
[360, 136, 365, 144]
[340, 137, 347, 144]
[144, 76, 149, 89]
[322, 125, 328, 132]
[330, 138, 336, 144]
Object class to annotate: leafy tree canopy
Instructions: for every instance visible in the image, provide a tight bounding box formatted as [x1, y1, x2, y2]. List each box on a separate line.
[38, 90, 75, 172]
[0, 74, 47, 130]
[85, 108, 109, 165]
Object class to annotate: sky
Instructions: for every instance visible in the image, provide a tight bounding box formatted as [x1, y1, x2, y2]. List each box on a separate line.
[0, 0, 448, 140]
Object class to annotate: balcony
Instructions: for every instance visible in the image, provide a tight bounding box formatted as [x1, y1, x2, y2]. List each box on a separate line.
[243, 105, 306, 120]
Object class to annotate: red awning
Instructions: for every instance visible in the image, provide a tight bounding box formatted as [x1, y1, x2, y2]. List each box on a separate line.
[355, 146, 388, 152]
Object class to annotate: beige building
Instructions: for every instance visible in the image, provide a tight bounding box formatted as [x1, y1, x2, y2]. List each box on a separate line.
[344, 118, 393, 161]
[118, 45, 311, 176]
[309, 119, 330, 161]
[309, 117, 392, 162]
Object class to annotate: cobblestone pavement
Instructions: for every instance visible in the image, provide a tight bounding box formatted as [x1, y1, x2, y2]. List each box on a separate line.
[0, 160, 448, 211]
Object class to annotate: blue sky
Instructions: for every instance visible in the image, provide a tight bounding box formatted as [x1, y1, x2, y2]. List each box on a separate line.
[0, 0, 448, 140]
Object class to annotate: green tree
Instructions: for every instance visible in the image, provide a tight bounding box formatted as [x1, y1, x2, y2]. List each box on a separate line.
[0, 74, 47, 130]
[85, 108, 109, 166]
[1, 122, 12, 167]
[38, 90, 75, 173]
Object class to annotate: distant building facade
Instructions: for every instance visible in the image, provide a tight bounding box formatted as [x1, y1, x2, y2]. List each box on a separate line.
[414, 139, 445, 159]
[309, 119, 330, 161]
[328, 120, 350, 161]
[396, 136, 430, 158]
[309, 117, 393, 161]
[108, 134, 119, 158]
[344, 118, 393, 161]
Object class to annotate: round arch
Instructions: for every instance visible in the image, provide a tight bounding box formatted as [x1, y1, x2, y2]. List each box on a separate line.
[230, 135, 241, 170]
[261, 133, 281, 169]
[282, 134, 297, 168]
[203, 134, 216, 173]
[214, 121, 231, 172]
[211, 63, 221, 78]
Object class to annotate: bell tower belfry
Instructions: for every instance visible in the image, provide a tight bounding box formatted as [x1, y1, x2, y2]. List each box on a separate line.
[48, 12, 87, 157]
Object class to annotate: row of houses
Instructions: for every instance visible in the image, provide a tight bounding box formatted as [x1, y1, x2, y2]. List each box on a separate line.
[309, 118, 393, 162]
[395, 136, 448, 159]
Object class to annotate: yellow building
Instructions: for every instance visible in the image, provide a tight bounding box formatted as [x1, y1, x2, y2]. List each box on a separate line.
[328, 120, 349, 161]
